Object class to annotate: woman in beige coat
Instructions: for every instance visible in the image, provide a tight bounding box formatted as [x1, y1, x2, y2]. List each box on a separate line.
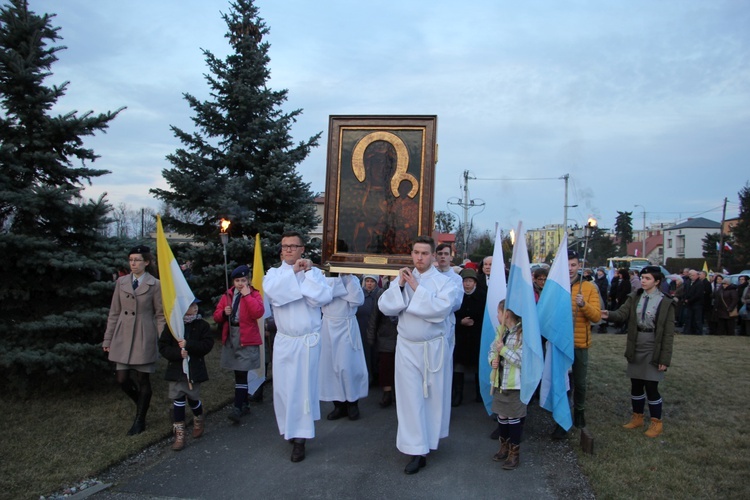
[103, 245, 165, 435]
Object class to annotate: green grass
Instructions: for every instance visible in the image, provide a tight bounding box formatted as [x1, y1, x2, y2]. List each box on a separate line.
[0, 342, 235, 500]
[2, 334, 748, 499]
[578, 334, 750, 499]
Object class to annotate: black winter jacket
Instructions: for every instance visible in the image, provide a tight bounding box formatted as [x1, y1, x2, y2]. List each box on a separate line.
[159, 318, 214, 384]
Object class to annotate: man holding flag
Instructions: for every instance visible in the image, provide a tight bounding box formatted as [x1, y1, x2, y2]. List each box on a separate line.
[538, 235, 574, 435]
[551, 249, 601, 439]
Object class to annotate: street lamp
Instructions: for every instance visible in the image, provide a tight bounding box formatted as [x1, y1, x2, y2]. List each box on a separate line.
[634, 204, 646, 258]
[219, 218, 231, 293]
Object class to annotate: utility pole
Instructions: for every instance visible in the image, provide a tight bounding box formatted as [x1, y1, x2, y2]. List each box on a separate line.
[634, 204, 646, 258]
[447, 170, 484, 258]
[717, 197, 728, 270]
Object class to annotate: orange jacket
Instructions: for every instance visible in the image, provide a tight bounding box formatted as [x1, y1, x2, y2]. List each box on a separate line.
[571, 277, 602, 349]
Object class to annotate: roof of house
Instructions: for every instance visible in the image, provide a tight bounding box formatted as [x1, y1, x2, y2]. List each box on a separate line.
[432, 231, 456, 244]
[627, 234, 663, 257]
[664, 217, 720, 231]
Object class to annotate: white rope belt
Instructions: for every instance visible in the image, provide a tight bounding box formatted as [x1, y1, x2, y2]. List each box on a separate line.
[323, 315, 362, 350]
[399, 335, 445, 398]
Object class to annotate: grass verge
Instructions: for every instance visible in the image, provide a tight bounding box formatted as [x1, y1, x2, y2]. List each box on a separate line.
[577, 333, 750, 499]
[1, 340, 235, 500]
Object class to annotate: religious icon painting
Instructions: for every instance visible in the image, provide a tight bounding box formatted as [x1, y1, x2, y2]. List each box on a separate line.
[323, 115, 438, 275]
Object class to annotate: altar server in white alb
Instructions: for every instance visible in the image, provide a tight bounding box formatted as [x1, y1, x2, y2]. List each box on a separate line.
[263, 231, 333, 463]
[378, 235, 459, 475]
[319, 274, 369, 421]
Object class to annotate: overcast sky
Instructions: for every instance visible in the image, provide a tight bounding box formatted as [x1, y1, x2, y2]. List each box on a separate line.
[30, 0, 749, 236]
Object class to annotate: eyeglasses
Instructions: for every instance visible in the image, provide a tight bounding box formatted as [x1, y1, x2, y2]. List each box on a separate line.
[280, 244, 304, 251]
[129, 259, 144, 263]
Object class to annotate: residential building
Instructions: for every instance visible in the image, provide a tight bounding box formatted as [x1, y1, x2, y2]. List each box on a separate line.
[662, 217, 721, 260]
[526, 224, 565, 263]
[310, 195, 325, 246]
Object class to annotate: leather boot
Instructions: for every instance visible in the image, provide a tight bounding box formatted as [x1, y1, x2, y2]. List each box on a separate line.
[327, 401, 348, 420]
[290, 438, 306, 462]
[171, 422, 186, 451]
[192, 414, 205, 438]
[347, 401, 360, 421]
[502, 444, 520, 470]
[644, 418, 663, 438]
[623, 413, 644, 429]
[379, 390, 393, 408]
[451, 372, 464, 407]
[574, 409, 586, 429]
[492, 437, 509, 462]
[127, 392, 151, 436]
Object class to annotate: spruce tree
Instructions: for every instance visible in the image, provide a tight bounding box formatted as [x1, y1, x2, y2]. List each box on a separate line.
[152, 0, 320, 296]
[615, 211, 634, 256]
[0, 0, 123, 387]
[732, 182, 750, 271]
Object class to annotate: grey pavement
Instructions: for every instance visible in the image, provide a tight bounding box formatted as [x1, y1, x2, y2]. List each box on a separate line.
[91, 380, 593, 500]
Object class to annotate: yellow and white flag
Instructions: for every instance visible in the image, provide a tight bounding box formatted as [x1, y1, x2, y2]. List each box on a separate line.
[247, 233, 269, 395]
[156, 215, 195, 378]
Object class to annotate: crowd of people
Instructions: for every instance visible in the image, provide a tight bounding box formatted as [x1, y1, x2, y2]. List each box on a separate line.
[102, 237, 748, 475]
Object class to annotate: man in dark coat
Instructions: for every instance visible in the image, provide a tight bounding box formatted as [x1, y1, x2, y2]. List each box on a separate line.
[682, 270, 705, 335]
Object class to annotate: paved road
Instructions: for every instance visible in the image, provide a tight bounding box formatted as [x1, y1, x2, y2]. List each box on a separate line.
[91, 380, 593, 500]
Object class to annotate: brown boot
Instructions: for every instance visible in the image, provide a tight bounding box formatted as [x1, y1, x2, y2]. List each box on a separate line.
[644, 418, 663, 438]
[171, 422, 186, 451]
[192, 414, 205, 438]
[502, 444, 520, 470]
[623, 413, 644, 429]
[492, 437, 509, 462]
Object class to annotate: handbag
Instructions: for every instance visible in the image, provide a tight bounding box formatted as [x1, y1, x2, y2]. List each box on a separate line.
[720, 293, 738, 318]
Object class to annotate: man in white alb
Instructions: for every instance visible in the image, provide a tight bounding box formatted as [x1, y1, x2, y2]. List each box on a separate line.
[263, 231, 333, 463]
[378, 236, 459, 474]
[319, 274, 368, 421]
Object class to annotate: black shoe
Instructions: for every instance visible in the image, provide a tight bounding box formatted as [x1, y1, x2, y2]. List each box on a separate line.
[291, 439, 306, 463]
[228, 407, 243, 424]
[379, 390, 393, 408]
[404, 455, 426, 474]
[551, 424, 568, 440]
[347, 401, 360, 421]
[326, 402, 348, 420]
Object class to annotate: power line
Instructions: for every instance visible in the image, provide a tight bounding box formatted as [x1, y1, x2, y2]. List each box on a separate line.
[473, 176, 561, 181]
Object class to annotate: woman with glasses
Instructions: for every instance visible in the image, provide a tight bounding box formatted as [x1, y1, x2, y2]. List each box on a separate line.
[103, 245, 165, 435]
[601, 266, 675, 438]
